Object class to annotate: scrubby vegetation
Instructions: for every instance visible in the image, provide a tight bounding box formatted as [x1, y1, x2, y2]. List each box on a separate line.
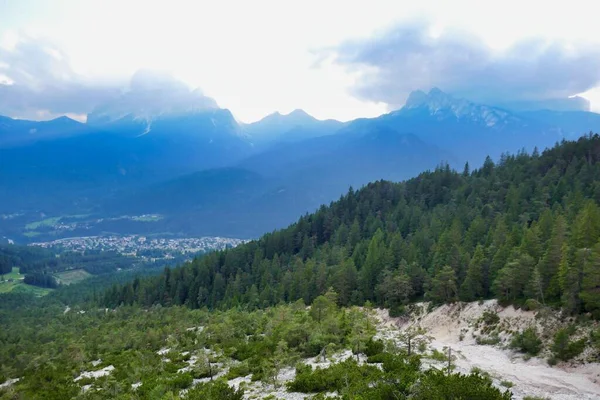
[0, 291, 519, 399]
[511, 327, 543, 356]
[551, 326, 587, 362]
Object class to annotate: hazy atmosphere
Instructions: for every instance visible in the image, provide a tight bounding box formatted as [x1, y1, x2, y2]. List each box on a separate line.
[2, 2, 600, 400]
[2, 0, 600, 122]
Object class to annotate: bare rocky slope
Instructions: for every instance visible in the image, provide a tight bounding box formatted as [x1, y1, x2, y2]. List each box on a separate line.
[374, 301, 600, 400]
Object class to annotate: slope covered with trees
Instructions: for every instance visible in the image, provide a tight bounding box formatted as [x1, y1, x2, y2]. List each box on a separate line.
[105, 134, 600, 318]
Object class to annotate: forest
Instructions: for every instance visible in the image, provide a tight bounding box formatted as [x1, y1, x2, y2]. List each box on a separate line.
[103, 134, 600, 318]
[0, 246, 135, 276]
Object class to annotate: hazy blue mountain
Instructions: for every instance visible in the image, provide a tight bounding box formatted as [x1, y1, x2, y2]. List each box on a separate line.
[339, 88, 592, 166]
[3, 87, 600, 241]
[242, 109, 344, 149]
[0, 115, 93, 147]
[116, 130, 450, 237]
[0, 108, 253, 215]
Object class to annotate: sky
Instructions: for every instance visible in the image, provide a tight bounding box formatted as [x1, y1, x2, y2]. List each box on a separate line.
[1, 0, 600, 122]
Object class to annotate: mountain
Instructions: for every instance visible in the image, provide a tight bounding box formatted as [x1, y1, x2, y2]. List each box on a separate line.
[242, 109, 343, 148]
[0, 115, 92, 147]
[344, 88, 566, 166]
[3, 87, 600, 242]
[105, 134, 600, 319]
[0, 108, 253, 215]
[86, 69, 220, 126]
[104, 130, 448, 238]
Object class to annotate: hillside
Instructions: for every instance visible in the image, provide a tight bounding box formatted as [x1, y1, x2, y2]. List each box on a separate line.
[104, 134, 600, 318]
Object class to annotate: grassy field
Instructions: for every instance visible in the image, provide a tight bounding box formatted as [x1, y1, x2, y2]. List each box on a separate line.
[2, 267, 22, 280]
[0, 267, 52, 296]
[23, 231, 41, 238]
[25, 216, 62, 230]
[54, 269, 93, 285]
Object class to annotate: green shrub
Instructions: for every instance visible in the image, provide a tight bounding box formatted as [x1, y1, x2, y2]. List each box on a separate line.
[429, 349, 448, 361]
[409, 370, 512, 400]
[225, 362, 251, 380]
[287, 359, 381, 393]
[186, 380, 244, 400]
[389, 305, 406, 317]
[476, 335, 501, 346]
[366, 353, 387, 363]
[552, 328, 586, 361]
[523, 299, 541, 311]
[364, 338, 385, 356]
[167, 372, 193, 390]
[510, 327, 543, 356]
[482, 310, 500, 326]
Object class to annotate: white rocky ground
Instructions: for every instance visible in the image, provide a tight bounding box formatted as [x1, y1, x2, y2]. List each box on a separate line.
[374, 300, 600, 400]
[0, 378, 19, 390]
[74, 365, 115, 382]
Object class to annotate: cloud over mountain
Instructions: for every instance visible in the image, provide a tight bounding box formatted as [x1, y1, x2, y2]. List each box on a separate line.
[0, 37, 217, 122]
[87, 70, 219, 124]
[327, 20, 600, 110]
[0, 36, 119, 120]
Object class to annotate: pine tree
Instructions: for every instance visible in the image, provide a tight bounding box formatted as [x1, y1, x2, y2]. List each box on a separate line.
[538, 214, 567, 300]
[427, 266, 458, 304]
[460, 245, 485, 301]
[580, 242, 600, 317]
[359, 229, 386, 300]
[562, 248, 590, 314]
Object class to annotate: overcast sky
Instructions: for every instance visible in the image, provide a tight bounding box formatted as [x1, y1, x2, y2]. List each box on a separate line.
[1, 0, 600, 122]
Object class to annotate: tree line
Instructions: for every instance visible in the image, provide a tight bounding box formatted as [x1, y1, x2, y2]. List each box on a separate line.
[104, 134, 600, 318]
[0, 245, 135, 275]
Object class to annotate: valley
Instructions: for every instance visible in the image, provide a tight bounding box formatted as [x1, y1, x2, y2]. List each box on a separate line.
[3, 89, 600, 241]
[4, 5, 600, 398]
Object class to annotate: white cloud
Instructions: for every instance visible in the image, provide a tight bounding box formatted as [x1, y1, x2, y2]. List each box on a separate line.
[1, 0, 600, 120]
[326, 21, 600, 110]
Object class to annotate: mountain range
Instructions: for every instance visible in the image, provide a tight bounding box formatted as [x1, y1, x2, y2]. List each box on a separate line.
[1, 88, 600, 241]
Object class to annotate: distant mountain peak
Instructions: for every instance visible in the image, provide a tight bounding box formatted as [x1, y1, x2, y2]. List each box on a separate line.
[288, 109, 311, 117]
[401, 88, 520, 128]
[404, 87, 456, 110]
[428, 87, 444, 96]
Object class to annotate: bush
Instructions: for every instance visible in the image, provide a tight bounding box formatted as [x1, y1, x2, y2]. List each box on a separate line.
[409, 370, 512, 400]
[389, 305, 406, 317]
[225, 362, 251, 380]
[482, 310, 500, 326]
[429, 349, 448, 361]
[510, 327, 543, 356]
[366, 353, 387, 363]
[552, 328, 586, 361]
[523, 299, 541, 311]
[287, 359, 381, 393]
[186, 380, 244, 400]
[167, 372, 193, 390]
[364, 338, 385, 356]
[476, 335, 501, 346]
